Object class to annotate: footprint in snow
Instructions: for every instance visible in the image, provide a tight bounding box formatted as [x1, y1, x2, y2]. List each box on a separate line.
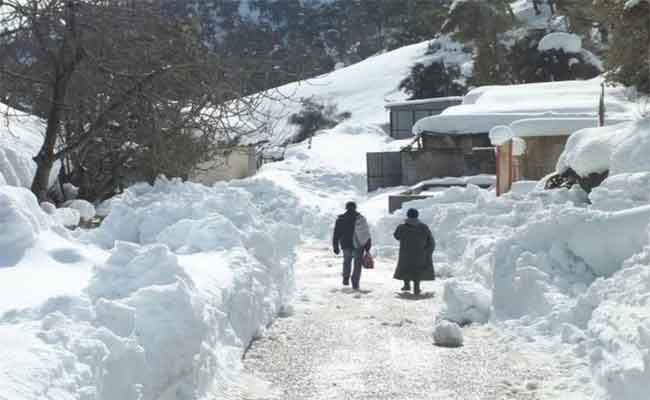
[49, 248, 83, 263]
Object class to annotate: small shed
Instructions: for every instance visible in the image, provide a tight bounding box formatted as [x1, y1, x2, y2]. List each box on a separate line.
[490, 117, 633, 195]
[384, 97, 462, 139]
[190, 145, 258, 185]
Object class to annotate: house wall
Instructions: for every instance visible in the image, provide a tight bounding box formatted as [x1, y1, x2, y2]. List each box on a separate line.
[400, 147, 495, 186]
[421, 134, 492, 152]
[190, 146, 257, 185]
[367, 133, 496, 191]
[388, 98, 462, 139]
[518, 135, 569, 180]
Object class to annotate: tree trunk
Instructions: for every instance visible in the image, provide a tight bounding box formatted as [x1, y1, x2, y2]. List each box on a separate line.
[31, 75, 66, 202]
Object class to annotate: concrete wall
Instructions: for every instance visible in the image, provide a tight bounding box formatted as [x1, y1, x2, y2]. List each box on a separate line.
[421, 134, 492, 152]
[190, 146, 257, 185]
[400, 147, 495, 186]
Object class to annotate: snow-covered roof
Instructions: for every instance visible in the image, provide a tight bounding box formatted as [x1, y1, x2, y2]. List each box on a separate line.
[488, 117, 635, 146]
[415, 112, 599, 136]
[556, 118, 650, 176]
[384, 96, 463, 109]
[413, 78, 639, 137]
[512, 117, 634, 138]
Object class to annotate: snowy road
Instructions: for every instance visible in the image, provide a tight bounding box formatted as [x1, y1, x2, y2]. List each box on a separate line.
[223, 242, 566, 400]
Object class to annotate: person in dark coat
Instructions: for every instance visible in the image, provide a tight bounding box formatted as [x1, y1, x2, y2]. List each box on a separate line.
[332, 201, 371, 290]
[393, 208, 435, 296]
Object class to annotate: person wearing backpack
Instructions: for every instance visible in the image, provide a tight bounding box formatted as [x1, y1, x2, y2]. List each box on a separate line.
[332, 201, 371, 290]
[393, 208, 435, 296]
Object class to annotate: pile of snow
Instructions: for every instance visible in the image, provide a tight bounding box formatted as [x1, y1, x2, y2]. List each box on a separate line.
[0, 185, 104, 316]
[556, 118, 650, 177]
[433, 320, 464, 347]
[538, 32, 582, 53]
[441, 279, 491, 325]
[67, 199, 96, 222]
[0, 174, 319, 399]
[0, 186, 51, 267]
[589, 172, 650, 211]
[374, 109, 649, 397]
[576, 237, 650, 400]
[52, 206, 80, 227]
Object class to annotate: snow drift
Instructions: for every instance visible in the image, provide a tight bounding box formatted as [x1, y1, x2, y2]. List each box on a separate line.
[374, 116, 650, 398]
[0, 176, 310, 399]
[556, 118, 650, 177]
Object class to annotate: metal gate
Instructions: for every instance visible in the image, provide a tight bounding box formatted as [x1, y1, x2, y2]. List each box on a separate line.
[366, 152, 402, 192]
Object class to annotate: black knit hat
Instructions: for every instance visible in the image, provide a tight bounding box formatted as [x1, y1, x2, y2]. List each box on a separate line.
[406, 208, 419, 218]
[345, 201, 357, 211]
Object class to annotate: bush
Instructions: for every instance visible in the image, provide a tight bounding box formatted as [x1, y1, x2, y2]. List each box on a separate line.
[288, 97, 351, 144]
[399, 61, 465, 99]
[507, 30, 600, 84]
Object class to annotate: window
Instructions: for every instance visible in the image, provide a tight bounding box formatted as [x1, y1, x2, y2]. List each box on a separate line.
[397, 111, 412, 131]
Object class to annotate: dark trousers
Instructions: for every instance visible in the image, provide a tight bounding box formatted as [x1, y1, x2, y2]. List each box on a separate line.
[342, 248, 363, 288]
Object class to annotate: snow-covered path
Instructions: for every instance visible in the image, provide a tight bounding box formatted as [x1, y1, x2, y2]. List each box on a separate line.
[224, 242, 565, 400]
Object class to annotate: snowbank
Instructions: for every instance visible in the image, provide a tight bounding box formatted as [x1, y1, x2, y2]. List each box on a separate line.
[67, 199, 96, 221]
[373, 155, 650, 398]
[0, 174, 312, 399]
[556, 118, 650, 177]
[0, 186, 51, 267]
[441, 279, 491, 325]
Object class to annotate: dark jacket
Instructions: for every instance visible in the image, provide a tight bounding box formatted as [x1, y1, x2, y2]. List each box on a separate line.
[333, 210, 371, 250]
[393, 218, 435, 281]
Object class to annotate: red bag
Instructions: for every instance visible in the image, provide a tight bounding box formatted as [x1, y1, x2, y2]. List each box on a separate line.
[362, 252, 374, 269]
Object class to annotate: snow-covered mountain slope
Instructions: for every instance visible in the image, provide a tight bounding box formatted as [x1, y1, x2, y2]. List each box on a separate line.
[239, 40, 432, 147]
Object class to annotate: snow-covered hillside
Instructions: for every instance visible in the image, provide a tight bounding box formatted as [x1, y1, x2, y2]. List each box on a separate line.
[239, 40, 433, 147]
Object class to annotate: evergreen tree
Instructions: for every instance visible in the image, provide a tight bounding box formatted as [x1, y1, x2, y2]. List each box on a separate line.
[593, 0, 650, 93]
[441, 0, 514, 85]
[399, 62, 465, 99]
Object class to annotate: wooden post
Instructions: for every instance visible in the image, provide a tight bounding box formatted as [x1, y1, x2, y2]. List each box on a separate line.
[598, 82, 606, 127]
[496, 140, 513, 196]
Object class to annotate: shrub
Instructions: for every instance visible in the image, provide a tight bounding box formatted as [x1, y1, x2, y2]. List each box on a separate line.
[399, 61, 465, 99]
[288, 97, 351, 144]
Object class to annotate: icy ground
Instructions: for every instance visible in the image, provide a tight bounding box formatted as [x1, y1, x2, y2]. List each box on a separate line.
[223, 243, 575, 400]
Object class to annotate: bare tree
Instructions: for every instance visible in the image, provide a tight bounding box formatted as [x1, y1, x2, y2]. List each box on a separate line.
[0, 0, 289, 202]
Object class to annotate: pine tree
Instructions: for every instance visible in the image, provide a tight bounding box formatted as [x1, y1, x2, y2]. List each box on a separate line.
[593, 0, 650, 93]
[441, 0, 514, 85]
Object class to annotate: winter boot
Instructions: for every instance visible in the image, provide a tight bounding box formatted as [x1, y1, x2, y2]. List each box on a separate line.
[413, 281, 421, 296]
[343, 277, 350, 286]
[400, 281, 411, 291]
